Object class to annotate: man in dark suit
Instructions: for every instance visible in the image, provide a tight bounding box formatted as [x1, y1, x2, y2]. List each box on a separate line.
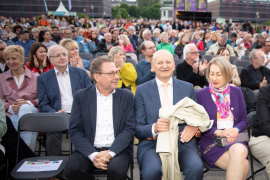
[64, 56, 136, 180]
[0, 41, 8, 74]
[172, 18, 182, 31]
[135, 50, 204, 180]
[74, 16, 82, 27]
[37, 45, 92, 156]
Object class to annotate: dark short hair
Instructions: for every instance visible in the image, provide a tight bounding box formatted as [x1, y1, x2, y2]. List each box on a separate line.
[90, 55, 113, 84]
[230, 33, 237, 38]
[111, 29, 118, 34]
[71, 29, 77, 34]
[12, 25, 23, 33]
[140, 42, 147, 52]
[51, 26, 59, 30]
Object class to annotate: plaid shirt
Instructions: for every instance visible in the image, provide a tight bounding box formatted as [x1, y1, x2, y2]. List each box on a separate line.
[15, 39, 34, 57]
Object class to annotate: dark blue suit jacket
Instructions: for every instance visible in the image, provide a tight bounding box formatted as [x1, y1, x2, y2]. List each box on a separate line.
[69, 86, 136, 158]
[135, 77, 198, 165]
[37, 66, 92, 112]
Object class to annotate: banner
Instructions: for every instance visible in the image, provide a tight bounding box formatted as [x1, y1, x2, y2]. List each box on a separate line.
[68, 0, 72, 11]
[44, 0, 48, 12]
[48, 11, 77, 16]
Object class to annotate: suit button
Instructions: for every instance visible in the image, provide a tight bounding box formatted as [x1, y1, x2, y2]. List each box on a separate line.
[231, 107, 234, 110]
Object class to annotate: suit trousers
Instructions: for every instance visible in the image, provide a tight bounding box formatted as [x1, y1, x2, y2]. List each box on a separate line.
[46, 132, 62, 156]
[140, 142, 203, 180]
[64, 149, 130, 180]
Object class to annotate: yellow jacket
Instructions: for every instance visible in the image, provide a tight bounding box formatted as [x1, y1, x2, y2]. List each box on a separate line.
[118, 63, 137, 94]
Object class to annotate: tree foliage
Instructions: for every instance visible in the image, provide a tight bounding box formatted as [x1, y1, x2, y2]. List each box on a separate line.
[129, 5, 139, 18]
[140, 7, 149, 18]
[137, 0, 160, 9]
[147, 6, 161, 19]
[120, 3, 130, 13]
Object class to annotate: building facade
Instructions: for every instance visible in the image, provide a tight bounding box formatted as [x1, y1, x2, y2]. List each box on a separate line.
[0, 0, 112, 18]
[208, 0, 270, 23]
[111, 0, 137, 7]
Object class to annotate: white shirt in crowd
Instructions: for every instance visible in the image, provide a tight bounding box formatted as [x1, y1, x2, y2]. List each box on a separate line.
[0, 63, 6, 72]
[89, 87, 116, 162]
[152, 77, 173, 137]
[54, 67, 73, 113]
[163, 24, 172, 31]
[263, 51, 270, 69]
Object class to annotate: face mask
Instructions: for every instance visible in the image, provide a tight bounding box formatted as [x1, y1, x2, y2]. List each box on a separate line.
[119, 39, 124, 44]
[240, 43, 244, 48]
[167, 23, 169, 25]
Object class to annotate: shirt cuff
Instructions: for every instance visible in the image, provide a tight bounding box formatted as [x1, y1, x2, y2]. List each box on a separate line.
[152, 123, 158, 137]
[88, 152, 99, 162]
[26, 101, 34, 107]
[8, 105, 15, 114]
[108, 151, 116, 159]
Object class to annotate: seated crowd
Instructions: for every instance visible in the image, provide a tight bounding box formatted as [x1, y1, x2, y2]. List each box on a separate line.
[1, 15, 270, 180]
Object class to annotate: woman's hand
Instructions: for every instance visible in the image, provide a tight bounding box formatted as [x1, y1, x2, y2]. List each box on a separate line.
[33, 55, 39, 68]
[42, 55, 47, 68]
[76, 57, 84, 69]
[69, 56, 77, 67]
[12, 104, 21, 114]
[16, 99, 28, 106]
[114, 54, 124, 70]
[219, 128, 239, 143]
[85, 38, 90, 43]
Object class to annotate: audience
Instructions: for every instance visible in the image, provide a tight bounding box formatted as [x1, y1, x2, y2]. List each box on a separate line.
[137, 30, 155, 54]
[128, 26, 138, 49]
[71, 29, 83, 45]
[64, 55, 135, 180]
[63, 28, 72, 39]
[38, 30, 56, 49]
[227, 33, 237, 47]
[135, 41, 156, 85]
[78, 31, 96, 54]
[157, 32, 174, 54]
[11, 25, 23, 43]
[0, 100, 7, 169]
[234, 38, 247, 58]
[216, 47, 241, 86]
[244, 34, 252, 50]
[0, 31, 14, 46]
[206, 34, 235, 56]
[174, 33, 189, 58]
[262, 39, 270, 69]
[240, 49, 270, 90]
[196, 57, 249, 180]
[190, 32, 204, 51]
[206, 33, 218, 50]
[135, 49, 204, 180]
[97, 33, 117, 52]
[109, 47, 137, 94]
[37, 45, 92, 156]
[26, 42, 54, 74]
[169, 30, 179, 44]
[118, 34, 134, 52]
[249, 34, 264, 52]
[51, 26, 62, 43]
[0, 45, 39, 151]
[176, 44, 207, 88]
[14, 30, 34, 57]
[31, 28, 40, 42]
[249, 83, 270, 179]
[0, 41, 8, 73]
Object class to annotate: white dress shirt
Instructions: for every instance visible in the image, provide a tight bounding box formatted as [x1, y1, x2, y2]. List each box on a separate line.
[88, 87, 116, 162]
[0, 63, 6, 72]
[152, 77, 174, 137]
[54, 67, 73, 113]
[263, 51, 270, 69]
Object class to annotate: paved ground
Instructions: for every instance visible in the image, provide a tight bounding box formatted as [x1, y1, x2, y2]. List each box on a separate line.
[36, 136, 268, 180]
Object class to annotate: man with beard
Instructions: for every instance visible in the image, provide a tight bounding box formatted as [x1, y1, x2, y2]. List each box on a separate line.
[176, 44, 208, 88]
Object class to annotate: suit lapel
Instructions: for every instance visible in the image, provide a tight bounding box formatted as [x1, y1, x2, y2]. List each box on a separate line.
[69, 66, 77, 97]
[173, 78, 183, 105]
[149, 79, 161, 115]
[88, 86, 97, 139]
[49, 69, 61, 98]
[112, 89, 119, 136]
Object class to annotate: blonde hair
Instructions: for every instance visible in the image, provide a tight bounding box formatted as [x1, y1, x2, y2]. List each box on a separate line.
[59, 38, 78, 51]
[210, 33, 219, 41]
[191, 32, 200, 41]
[177, 33, 188, 44]
[108, 46, 126, 59]
[119, 34, 130, 45]
[78, 29, 84, 36]
[206, 57, 233, 84]
[3, 45, 25, 60]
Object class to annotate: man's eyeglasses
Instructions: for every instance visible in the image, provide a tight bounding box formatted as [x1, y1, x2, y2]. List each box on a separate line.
[99, 71, 119, 78]
[256, 56, 265, 60]
[50, 53, 68, 59]
[188, 52, 199, 55]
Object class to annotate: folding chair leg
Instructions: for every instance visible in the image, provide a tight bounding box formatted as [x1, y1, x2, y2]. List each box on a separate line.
[247, 156, 255, 180]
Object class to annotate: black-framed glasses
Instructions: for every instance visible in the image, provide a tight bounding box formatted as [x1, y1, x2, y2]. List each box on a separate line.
[99, 71, 119, 78]
[188, 52, 199, 55]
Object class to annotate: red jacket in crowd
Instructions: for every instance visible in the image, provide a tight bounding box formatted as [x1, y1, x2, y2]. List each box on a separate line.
[26, 62, 54, 74]
[191, 40, 204, 51]
[244, 40, 252, 50]
[125, 23, 134, 29]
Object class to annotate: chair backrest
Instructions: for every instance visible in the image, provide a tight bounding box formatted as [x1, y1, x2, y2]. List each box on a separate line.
[138, 54, 145, 60]
[181, 54, 184, 59]
[233, 60, 251, 68]
[229, 56, 238, 63]
[247, 112, 257, 138]
[79, 53, 93, 60]
[18, 113, 70, 132]
[173, 59, 184, 76]
[241, 56, 249, 61]
[202, 55, 216, 62]
[125, 58, 136, 66]
[95, 52, 108, 57]
[236, 66, 243, 75]
[173, 54, 179, 59]
[199, 50, 206, 57]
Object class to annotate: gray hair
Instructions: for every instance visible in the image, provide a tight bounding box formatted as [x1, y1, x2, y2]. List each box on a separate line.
[31, 28, 40, 33]
[142, 30, 151, 39]
[220, 34, 228, 40]
[256, 34, 264, 39]
[104, 32, 111, 38]
[128, 26, 135, 31]
[160, 32, 168, 40]
[191, 32, 200, 41]
[59, 27, 67, 33]
[249, 49, 260, 62]
[183, 44, 196, 59]
[47, 45, 68, 57]
[153, 28, 160, 35]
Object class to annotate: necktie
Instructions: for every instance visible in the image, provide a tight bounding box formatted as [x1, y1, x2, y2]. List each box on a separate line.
[162, 83, 171, 107]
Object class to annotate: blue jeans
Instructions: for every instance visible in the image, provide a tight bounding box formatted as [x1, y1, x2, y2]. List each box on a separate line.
[10, 104, 38, 152]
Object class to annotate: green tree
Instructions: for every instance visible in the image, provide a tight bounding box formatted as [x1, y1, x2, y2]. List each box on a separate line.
[129, 5, 139, 18]
[120, 3, 129, 13]
[147, 6, 161, 19]
[111, 7, 118, 18]
[138, 0, 160, 8]
[140, 7, 149, 18]
[115, 8, 128, 19]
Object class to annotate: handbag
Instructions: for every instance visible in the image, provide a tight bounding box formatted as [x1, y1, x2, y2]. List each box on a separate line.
[214, 132, 249, 147]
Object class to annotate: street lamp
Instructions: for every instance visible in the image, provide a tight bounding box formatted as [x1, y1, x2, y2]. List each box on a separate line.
[118, 0, 121, 19]
[91, 5, 94, 19]
[83, 8, 86, 14]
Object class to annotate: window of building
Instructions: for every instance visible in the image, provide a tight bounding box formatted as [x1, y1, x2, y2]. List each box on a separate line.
[168, 11, 172, 17]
